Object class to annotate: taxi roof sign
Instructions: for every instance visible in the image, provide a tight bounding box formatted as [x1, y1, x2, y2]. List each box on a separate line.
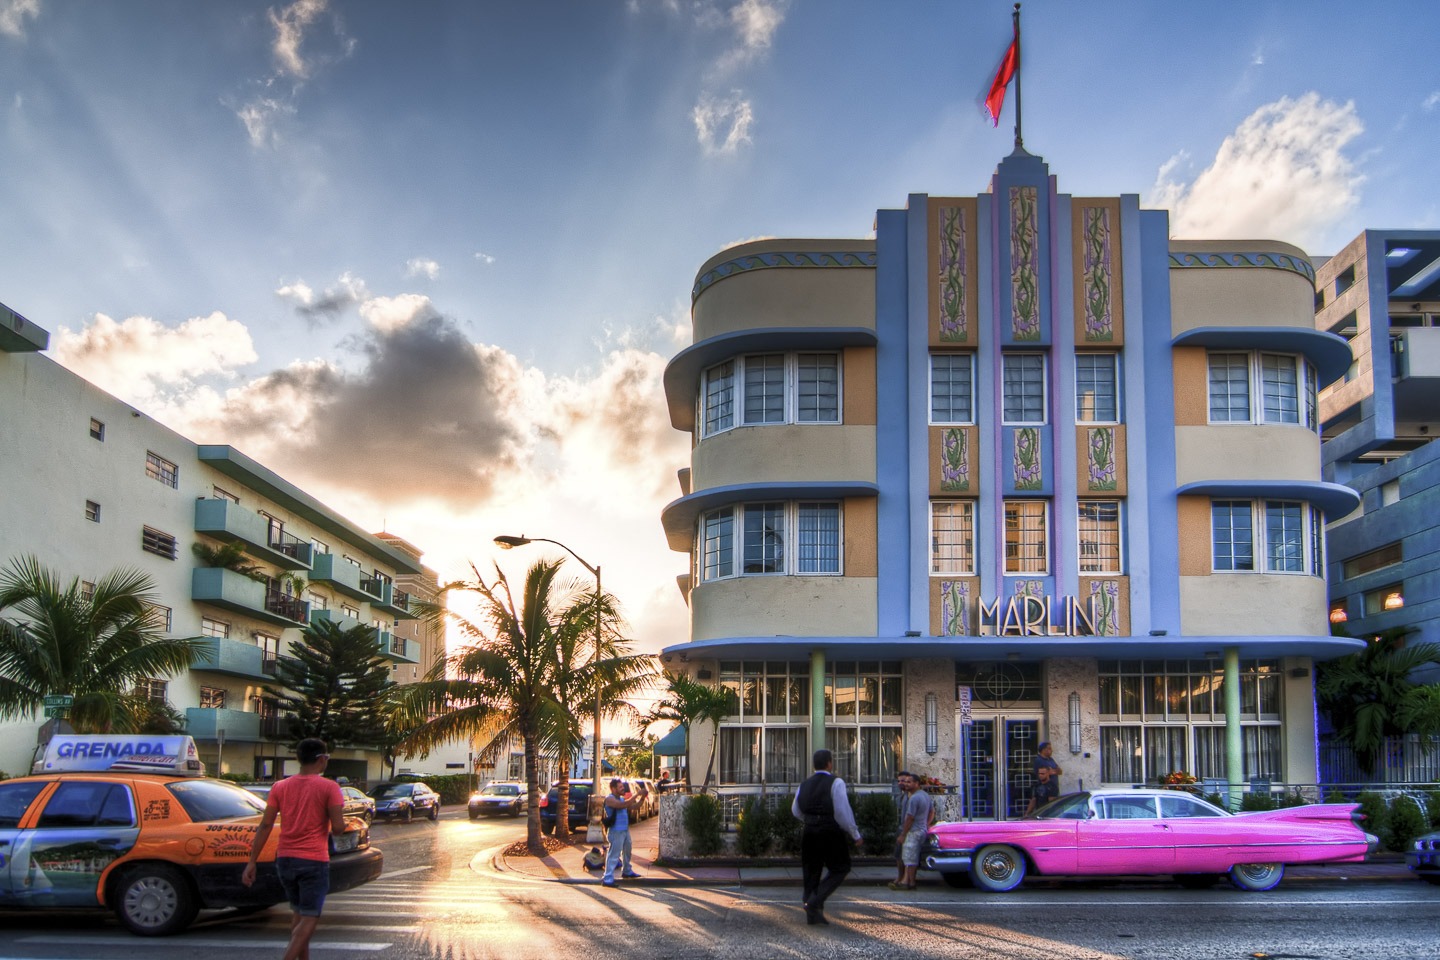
[35, 734, 206, 777]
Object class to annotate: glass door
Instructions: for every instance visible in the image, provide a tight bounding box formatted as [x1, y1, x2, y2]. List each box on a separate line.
[957, 715, 1042, 819]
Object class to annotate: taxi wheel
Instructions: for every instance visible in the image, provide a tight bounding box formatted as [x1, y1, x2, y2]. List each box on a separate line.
[114, 864, 199, 936]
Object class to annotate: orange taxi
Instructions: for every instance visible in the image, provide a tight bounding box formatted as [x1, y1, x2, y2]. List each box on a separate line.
[0, 734, 382, 935]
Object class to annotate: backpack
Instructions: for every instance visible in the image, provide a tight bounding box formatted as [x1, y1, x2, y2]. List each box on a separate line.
[602, 803, 618, 829]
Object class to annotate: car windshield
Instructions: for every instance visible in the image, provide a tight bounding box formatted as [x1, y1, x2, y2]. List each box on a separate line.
[167, 779, 268, 822]
[372, 784, 413, 799]
[1030, 792, 1091, 820]
[482, 785, 520, 796]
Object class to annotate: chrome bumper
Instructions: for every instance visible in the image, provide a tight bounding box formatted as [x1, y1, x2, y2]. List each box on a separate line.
[923, 851, 974, 873]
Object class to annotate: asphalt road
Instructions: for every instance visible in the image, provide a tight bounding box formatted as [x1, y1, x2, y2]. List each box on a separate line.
[2, 808, 1438, 960]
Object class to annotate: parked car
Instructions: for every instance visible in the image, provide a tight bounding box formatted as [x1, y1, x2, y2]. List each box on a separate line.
[2, 735, 381, 936]
[469, 781, 527, 819]
[923, 788, 1377, 893]
[539, 781, 593, 835]
[629, 778, 658, 820]
[1406, 828, 1440, 884]
[369, 781, 442, 823]
[341, 785, 376, 823]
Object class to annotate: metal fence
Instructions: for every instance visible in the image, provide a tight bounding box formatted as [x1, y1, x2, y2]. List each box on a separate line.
[1318, 735, 1440, 786]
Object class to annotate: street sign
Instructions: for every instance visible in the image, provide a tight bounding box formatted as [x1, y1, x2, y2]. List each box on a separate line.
[42, 694, 74, 708]
[957, 685, 973, 725]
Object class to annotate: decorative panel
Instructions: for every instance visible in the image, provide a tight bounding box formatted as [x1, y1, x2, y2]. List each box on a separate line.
[1072, 200, 1124, 344]
[1078, 425, 1127, 495]
[928, 199, 979, 346]
[1012, 426, 1043, 491]
[1009, 186, 1040, 341]
[1080, 576, 1130, 636]
[933, 578, 977, 636]
[929, 426, 979, 495]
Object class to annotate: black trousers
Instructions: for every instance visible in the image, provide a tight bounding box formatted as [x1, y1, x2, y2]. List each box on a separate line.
[800, 824, 851, 909]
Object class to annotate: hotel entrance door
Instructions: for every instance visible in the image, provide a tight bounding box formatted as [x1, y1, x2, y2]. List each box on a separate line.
[957, 716, 1042, 820]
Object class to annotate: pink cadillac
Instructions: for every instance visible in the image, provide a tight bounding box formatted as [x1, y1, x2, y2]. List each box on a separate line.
[923, 788, 1377, 892]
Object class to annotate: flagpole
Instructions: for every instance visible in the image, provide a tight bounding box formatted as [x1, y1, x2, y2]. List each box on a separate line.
[1012, 3, 1023, 151]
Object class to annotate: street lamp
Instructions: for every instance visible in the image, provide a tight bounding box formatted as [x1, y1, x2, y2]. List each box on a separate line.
[495, 534, 607, 844]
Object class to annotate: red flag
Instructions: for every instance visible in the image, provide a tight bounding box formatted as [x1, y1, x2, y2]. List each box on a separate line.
[985, 38, 1017, 127]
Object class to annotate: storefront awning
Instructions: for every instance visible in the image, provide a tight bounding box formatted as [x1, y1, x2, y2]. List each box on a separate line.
[653, 725, 688, 756]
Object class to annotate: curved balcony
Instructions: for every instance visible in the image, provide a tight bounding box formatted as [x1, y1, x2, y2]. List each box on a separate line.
[661, 480, 879, 553]
[1174, 479, 1360, 517]
[1172, 327, 1352, 386]
[690, 424, 876, 491]
[1175, 425, 1322, 487]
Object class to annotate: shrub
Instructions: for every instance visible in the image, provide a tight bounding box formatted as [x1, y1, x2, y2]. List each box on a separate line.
[1323, 788, 1346, 804]
[774, 806, 804, 856]
[1279, 789, 1309, 808]
[1389, 796, 1430, 853]
[736, 796, 775, 857]
[683, 793, 725, 856]
[417, 774, 473, 805]
[217, 772, 252, 784]
[1240, 791, 1276, 811]
[854, 792, 899, 856]
[1202, 791, 1224, 810]
[1421, 788, 1440, 829]
[1356, 791, 1392, 850]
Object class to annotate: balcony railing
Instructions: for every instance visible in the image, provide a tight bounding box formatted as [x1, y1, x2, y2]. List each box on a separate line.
[261, 654, 279, 677]
[268, 529, 313, 565]
[265, 591, 309, 623]
[359, 576, 385, 599]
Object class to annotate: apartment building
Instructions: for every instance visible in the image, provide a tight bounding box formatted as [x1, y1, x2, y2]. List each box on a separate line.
[0, 303, 429, 782]
[658, 149, 1363, 816]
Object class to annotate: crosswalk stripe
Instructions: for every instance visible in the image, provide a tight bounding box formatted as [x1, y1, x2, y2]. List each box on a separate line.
[17, 935, 390, 950]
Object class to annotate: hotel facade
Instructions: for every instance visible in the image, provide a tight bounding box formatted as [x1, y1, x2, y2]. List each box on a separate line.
[659, 151, 1363, 817]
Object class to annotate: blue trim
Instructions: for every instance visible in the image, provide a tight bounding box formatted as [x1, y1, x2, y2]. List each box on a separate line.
[663, 327, 879, 431]
[692, 249, 876, 302]
[1137, 206, 1180, 634]
[1051, 195, 1077, 595]
[661, 634, 1365, 662]
[660, 480, 880, 551]
[1171, 326, 1353, 386]
[888, 201, 921, 636]
[1175, 479, 1361, 517]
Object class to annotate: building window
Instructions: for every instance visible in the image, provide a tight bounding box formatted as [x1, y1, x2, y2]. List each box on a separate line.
[200, 617, 230, 639]
[1002, 354, 1046, 424]
[151, 605, 172, 632]
[700, 502, 841, 581]
[308, 591, 329, 611]
[343, 555, 362, 569]
[89, 418, 105, 441]
[1363, 583, 1406, 616]
[145, 451, 179, 488]
[1207, 352, 1318, 429]
[1078, 501, 1122, 573]
[199, 686, 226, 710]
[825, 660, 903, 785]
[930, 501, 976, 575]
[1098, 659, 1281, 784]
[714, 661, 811, 785]
[1211, 500, 1322, 575]
[700, 352, 841, 437]
[1075, 353, 1120, 423]
[80, 581, 95, 602]
[1381, 480, 1400, 506]
[1342, 542, 1402, 580]
[141, 526, 178, 560]
[1003, 500, 1048, 574]
[212, 486, 240, 504]
[312, 538, 331, 555]
[84, 500, 101, 522]
[134, 678, 168, 705]
[342, 604, 360, 618]
[930, 353, 975, 424]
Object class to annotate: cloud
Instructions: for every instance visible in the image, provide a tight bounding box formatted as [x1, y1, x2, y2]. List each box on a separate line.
[1424, 92, 1440, 112]
[404, 258, 440, 280]
[0, 0, 40, 38]
[358, 293, 436, 333]
[235, 94, 296, 148]
[473, 252, 496, 265]
[693, 92, 754, 155]
[717, 0, 786, 71]
[275, 271, 369, 325]
[51, 311, 257, 404]
[232, 0, 355, 147]
[1147, 93, 1365, 251]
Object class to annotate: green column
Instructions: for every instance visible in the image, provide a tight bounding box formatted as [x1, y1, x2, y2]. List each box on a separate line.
[810, 649, 826, 754]
[1224, 646, 1242, 812]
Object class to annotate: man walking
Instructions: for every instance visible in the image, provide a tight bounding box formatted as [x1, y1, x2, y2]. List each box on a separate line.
[243, 738, 345, 960]
[890, 771, 933, 890]
[600, 778, 647, 887]
[791, 748, 862, 926]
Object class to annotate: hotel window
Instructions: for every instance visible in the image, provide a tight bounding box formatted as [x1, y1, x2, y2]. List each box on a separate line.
[80, 581, 95, 601]
[312, 537, 331, 555]
[700, 353, 841, 437]
[141, 526, 178, 560]
[343, 555, 362, 569]
[151, 605, 172, 632]
[930, 500, 976, 575]
[1342, 542, 1402, 580]
[699, 502, 841, 581]
[145, 451, 179, 488]
[134, 678, 168, 705]
[199, 686, 227, 710]
[931, 353, 975, 424]
[85, 500, 101, 522]
[1078, 501, 1122, 573]
[1363, 583, 1405, 616]
[212, 486, 240, 504]
[342, 604, 360, 618]
[200, 617, 230, 639]
[825, 661, 903, 785]
[1075, 353, 1120, 423]
[1098, 659, 1281, 785]
[1207, 352, 1318, 430]
[1211, 500, 1321, 575]
[89, 418, 105, 441]
[308, 591, 329, 611]
[715, 661, 811, 784]
[1004, 500, 1048, 574]
[1002, 354, 1046, 424]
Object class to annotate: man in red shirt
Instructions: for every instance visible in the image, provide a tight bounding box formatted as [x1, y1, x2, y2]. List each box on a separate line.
[243, 738, 345, 960]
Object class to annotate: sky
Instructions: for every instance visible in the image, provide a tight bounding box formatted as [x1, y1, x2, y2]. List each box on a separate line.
[2, 0, 1439, 686]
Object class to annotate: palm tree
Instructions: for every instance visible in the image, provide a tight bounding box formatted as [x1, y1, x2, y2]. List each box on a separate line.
[0, 555, 201, 734]
[645, 671, 734, 792]
[391, 559, 571, 855]
[1316, 628, 1440, 773]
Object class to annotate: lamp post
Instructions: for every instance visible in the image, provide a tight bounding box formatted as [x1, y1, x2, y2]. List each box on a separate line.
[495, 534, 607, 844]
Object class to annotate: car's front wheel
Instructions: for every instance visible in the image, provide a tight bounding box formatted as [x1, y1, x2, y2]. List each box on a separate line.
[1228, 862, 1284, 892]
[113, 864, 199, 936]
[970, 844, 1027, 893]
[402, 805, 413, 824]
[509, 804, 521, 818]
[429, 803, 440, 821]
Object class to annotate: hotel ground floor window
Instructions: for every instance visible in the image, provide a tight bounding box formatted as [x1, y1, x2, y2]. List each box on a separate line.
[718, 726, 809, 784]
[717, 661, 812, 784]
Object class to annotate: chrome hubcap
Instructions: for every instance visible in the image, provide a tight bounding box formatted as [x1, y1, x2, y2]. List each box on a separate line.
[124, 877, 178, 927]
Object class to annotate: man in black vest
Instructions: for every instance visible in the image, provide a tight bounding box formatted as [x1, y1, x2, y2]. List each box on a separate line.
[791, 748, 863, 925]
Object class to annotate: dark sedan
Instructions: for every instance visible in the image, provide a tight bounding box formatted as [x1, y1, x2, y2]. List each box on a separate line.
[341, 785, 376, 823]
[469, 781, 527, 819]
[539, 782, 593, 835]
[369, 781, 441, 823]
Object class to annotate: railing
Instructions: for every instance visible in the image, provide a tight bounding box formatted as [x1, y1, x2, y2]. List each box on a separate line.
[1319, 735, 1440, 786]
[392, 590, 411, 610]
[359, 576, 384, 598]
[389, 637, 408, 657]
[264, 591, 309, 623]
[261, 654, 278, 677]
[259, 714, 287, 739]
[268, 529, 311, 562]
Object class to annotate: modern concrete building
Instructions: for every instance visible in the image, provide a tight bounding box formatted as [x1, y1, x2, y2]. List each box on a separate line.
[0, 303, 430, 782]
[1316, 231, 1440, 673]
[659, 149, 1363, 816]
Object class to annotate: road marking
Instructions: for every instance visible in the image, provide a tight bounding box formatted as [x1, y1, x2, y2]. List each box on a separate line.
[739, 895, 1440, 908]
[17, 935, 390, 950]
[377, 864, 433, 878]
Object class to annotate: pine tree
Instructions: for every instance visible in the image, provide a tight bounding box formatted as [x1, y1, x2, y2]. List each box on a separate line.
[268, 619, 395, 749]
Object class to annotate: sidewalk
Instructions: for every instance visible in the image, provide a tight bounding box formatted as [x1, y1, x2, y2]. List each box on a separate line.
[482, 814, 1415, 887]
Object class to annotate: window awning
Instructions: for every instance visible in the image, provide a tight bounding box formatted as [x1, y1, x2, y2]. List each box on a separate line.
[652, 724, 688, 756]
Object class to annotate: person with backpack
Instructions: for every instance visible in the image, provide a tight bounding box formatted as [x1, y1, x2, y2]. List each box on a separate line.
[600, 778, 647, 887]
